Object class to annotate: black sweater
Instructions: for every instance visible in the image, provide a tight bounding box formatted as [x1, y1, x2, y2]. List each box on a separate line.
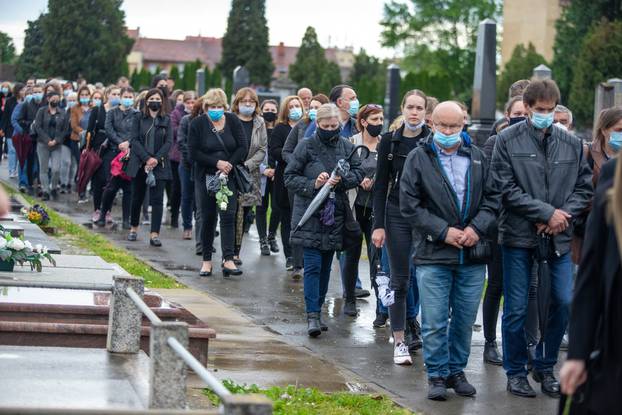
[372, 124, 430, 230]
[268, 123, 293, 209]
[188, 112, 247, 178]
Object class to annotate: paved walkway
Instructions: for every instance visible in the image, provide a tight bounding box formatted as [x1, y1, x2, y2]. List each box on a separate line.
[2, 173, 560, 415]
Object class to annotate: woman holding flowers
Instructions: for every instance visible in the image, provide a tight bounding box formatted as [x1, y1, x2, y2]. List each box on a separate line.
[188, 88, 247, 277]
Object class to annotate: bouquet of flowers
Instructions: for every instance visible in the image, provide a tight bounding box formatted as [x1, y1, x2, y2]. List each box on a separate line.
[0, 226, 56, 272]
[21, 205, 50, 226]
[215, 173, 233, 211]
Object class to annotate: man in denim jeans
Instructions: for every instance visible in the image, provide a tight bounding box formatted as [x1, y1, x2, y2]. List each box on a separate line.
[491, 80, 592, 398]
[400, 102, 497, 401]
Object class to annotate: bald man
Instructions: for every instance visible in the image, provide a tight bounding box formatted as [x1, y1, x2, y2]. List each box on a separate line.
[297, 87, 312, 111]
[399, 101, 498, 401]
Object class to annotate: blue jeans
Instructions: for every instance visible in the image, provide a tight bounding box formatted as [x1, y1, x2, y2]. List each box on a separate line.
[303, 248, 334, 313]
[6, 138, 17, 174]
[178, 163, 194, 231]
[379, 245, 419, 318]
[501, 246, 572, 377]
[417, 264, 486, 379]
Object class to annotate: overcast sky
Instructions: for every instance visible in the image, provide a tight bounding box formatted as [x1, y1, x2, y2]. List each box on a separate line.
[1, 0, 395, 58]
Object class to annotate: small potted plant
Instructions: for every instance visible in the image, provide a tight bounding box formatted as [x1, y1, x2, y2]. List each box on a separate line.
[21, 205, 55, 234]
[0, 226, 56, 272]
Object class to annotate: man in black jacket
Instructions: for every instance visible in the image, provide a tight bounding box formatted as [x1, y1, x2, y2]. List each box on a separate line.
[491, 79, 593, 399]
[400, 101, 497, 401]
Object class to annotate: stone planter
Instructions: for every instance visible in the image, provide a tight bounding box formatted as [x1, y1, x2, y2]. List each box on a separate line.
[40, 226, 56, 235]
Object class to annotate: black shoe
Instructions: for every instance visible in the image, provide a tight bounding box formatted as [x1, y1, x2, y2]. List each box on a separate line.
[222, 264, 243, 277]
[95, 216, 106, 227]
[122, 220, 131, 230]
[42, 192, 50, 201]
[150, 237, 162, 247]
[199, 268, 212, 277]
[355, 288, 370, 298]
[259, 238, 270, 256]
[195, 248, 203, 256]
[127, 231, 137, 241]
[233, 258, 243, 266]
[291, 267, 303, 280]
[319, 314, 328, 331]
[427, 377, 448, 401]
[446, 371, 476, 397]
[406, 319, 423, 352]
[268, 234, 279, 253]
[373, 312, 389, 328]
[532, 370, 560, 398]
[19, 186, 26, 193]
[343, 300, 358, 316]
[285, 257, 293, 271]
[170, 217, 179, 228]
[484, 341, 503, 366]
[507, 376, 537, 398]
[50, 189, 58, 199]
[307, 312, 321, 337]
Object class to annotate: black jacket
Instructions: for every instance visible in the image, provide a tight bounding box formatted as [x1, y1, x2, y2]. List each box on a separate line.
[177, 113, 194, 168]
[269, 123, 293, 210]
[105, 106, 138, 148]
[285, 133, 363, 251]
[86, 105, 109, 151]
[399, 135, 498, 265]
[17, 100, 45, 135]
[1, 96, 18, 138]
[373, 124, 430, 230]
[282, 119, 310, 165]
[491, 121, 593, 253]
[126, 113, 173, 180]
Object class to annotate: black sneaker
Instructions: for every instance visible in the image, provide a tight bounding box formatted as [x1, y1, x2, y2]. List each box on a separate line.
[532, 370, 560, 398]
[343, 300, 357, 316]
[259, 238, 270, 256]
[42, 192, 50, 201]
[268, 234, 279, 253]
[406, 319, 423, 352]
[427, 377, 448, 401]
[373, 312, 389, 328]
[285, 257, 293, 271]
[355, 288, 371, 298]
[446, 371, 476, 397]
[507, 376, 537, 398]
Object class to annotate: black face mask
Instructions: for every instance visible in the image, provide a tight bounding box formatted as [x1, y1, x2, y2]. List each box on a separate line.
[262, 112, 277, 123]
[509, 116, 526, 126]
[49, 101, 59, 108]
[366, 124, 382, 138]
[148, 101, 162, 112]
[317, 127, 341, 142]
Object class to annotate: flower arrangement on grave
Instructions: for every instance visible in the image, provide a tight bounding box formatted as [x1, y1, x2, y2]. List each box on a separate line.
[0, 225, 56, 272]
[21, 205, 50, 226]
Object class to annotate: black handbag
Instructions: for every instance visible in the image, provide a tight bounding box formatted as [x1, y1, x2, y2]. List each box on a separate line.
[467, 239, 492, 263]
[342, 198, 363, 251]
[209, 118, 253, 194]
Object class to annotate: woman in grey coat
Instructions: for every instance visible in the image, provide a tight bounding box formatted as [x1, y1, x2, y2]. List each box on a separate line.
[34, 91, 65, 200]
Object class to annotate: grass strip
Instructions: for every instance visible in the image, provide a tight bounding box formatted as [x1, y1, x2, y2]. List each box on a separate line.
[2, 183, 182, 289]
[204, 380, 415, 415]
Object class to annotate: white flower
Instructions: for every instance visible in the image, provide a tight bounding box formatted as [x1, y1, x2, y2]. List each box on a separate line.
[24, 240, 33, 250]
[7, 239, 25, 251]
[43, 247, 48, 254]
[0, 239, 6, 249]
[34, 244, 43, 253]
[219, 202, 228, 211]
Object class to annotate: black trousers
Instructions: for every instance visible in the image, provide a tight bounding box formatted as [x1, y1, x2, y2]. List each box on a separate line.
[130, 168, 166, 233]
[342, 204, 375, 302]
[167, 160, 181, 224]
[91, 148, 115, 212]
[256, 180, 280, 239]
[281, 192, 303, 268]
[483, 241, 503, 342]
[100, 176, 132, 222]
[196, 175, 237, 262]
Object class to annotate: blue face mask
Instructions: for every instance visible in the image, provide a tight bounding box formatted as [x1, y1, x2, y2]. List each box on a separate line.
[289, 107, 302, 121]
[121, 97, 134, 108]
[405, 120, 425, 132]
[208, 108, 224, 121]
[1, 87, 8, 95]
[348, 99, 360, 117]
[80, 97, 90, 105]
[93, 99, 102, 107]
[109, 97, 121, 107]
[25, 95, 33, 102]
[433, 130, 462, 149]
[67, 101, 76, 109]
[239, 104, 255, 117]
[308, 108, 317, 121]
[33, 92, 43, 102]
[609, 131, 622, 151]
[531, 111, 554, 129]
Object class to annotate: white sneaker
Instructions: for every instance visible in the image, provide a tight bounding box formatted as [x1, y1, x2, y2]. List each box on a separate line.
[393, 342, 412, 365]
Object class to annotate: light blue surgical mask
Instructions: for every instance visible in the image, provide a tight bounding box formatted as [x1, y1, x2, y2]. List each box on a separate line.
[1, 87, 8, 95]
[109, 97, 121, 107]
[531, 111, 554, 129]
[239, 104, 255, 117]
[121, 97, 134, 108]
[80, 97, 90, 105]
[93, 98, 102, 107]
[348, 99, 360, 117]
[308, 108, 317, 121]
[67, 101, 76, 109]
[33, 92, 43, 102]
[208, 109, 224, 121]
[25, 95, 33, 103]
[289, 107, 302, 121]
[433, 130, 462, 149]
[405, 120, 425, 132]
[609, 131, 622, 151]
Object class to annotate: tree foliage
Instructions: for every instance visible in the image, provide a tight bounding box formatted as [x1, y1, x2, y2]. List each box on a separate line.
[16, 15, 46, 80]
[349, 49, 386, 105]
[289, 26, 341, 94]
[380, 0, 499, 101]
[40, 0, 133, 83]
[552, 0, 622, 101]
[220, 0, 274, 85]
[569, 20, 622, 126]
[0, 32, 16, 64]
[497, 43, 547, 106]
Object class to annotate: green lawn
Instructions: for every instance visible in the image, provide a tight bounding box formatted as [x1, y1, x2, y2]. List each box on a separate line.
[2, 183, 182, 289]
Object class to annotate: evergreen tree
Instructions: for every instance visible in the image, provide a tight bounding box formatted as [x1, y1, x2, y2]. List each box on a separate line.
[130, 68, 139, 90]
[41, 0, 133, 83]
[137, 67, 151, 90]
[169, 65, 180, 85]
[552, 0, 622, 101]
[0, 32, 16, 64]
[221, 0, 274, 85]
[16, 14, 46, 80]
[290, 27, 340, 93]
[569, 20, 622, 126]
[210, 67, 223, 89]
[497, 43, 547, 107]
[349, 49, 386, 105]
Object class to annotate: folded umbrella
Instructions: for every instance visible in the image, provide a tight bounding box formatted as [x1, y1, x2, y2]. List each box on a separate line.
[535, 233, 553, 357]
[12, 133, 32, 169]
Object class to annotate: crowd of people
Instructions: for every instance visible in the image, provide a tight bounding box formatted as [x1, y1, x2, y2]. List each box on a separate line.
[0, 73, 620, 412]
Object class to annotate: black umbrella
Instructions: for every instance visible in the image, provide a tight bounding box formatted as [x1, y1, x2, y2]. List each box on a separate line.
[535, 233, 553, 357]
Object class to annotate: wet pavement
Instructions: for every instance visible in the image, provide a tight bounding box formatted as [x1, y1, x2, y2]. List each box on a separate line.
[4, 174, 561, 415]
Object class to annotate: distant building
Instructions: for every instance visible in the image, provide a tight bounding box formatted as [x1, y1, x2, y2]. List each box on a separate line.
[126, 28, 354, 84]
[500, 0, 568, 68]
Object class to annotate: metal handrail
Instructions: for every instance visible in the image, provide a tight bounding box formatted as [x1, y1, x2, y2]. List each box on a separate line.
[126, 286, 161, 324]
